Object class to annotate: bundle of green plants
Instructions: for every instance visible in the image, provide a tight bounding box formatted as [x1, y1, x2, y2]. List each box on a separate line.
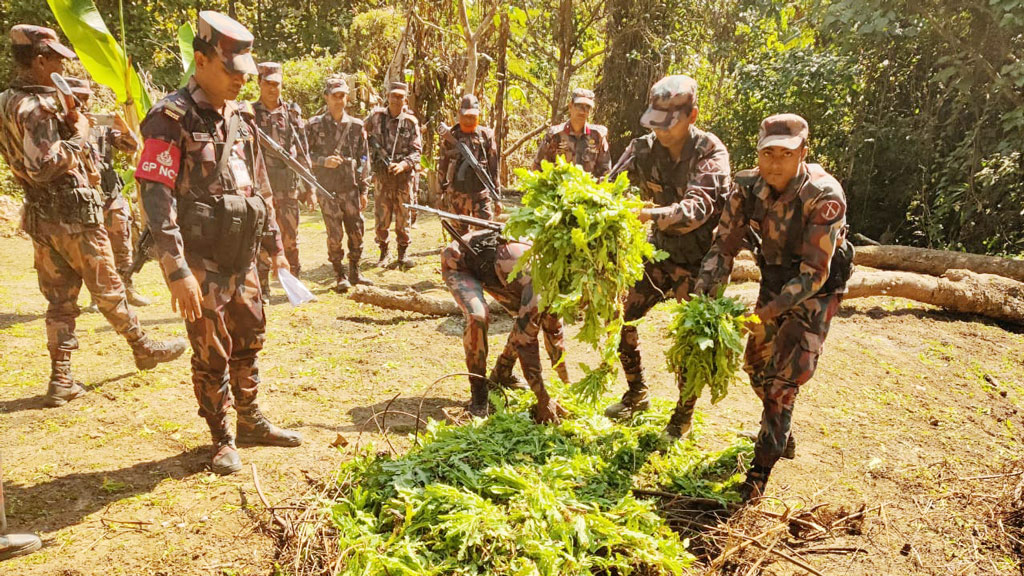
[309, 392, 752, 575]
[503, 159, 661, 403]
[665, 293, 758, 404]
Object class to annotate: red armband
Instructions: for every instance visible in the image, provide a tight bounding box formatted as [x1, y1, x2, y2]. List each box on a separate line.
[135, 138, 181, 187]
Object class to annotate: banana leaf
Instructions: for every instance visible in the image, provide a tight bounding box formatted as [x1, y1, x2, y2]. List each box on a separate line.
[177, 22, 195, 88]
[47, 0, 151, 119]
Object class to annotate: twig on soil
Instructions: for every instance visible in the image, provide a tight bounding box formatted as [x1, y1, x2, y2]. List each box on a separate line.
[99, 517, 153, 527]
[252, 462, 292, 537]
[958, 470, 1023, 481]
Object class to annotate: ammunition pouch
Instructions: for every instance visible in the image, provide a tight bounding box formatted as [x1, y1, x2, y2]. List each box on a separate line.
[453, 158, 484, 195]
[180, 194, 269, 274]
[757, 240, 855, 301]
[465, 230, 502, 287]
[24, 180, 104, 230]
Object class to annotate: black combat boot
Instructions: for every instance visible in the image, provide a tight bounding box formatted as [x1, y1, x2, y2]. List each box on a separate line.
[349, 260, 374, 286]
[0, 533, 42, 561]
[376, 243, 390, 266]
[132, 336, 188, 370]
[395, 245, 415, 269]
[207, 415, 242, 476]
[330, 262, 350, 293]
[488, 355, 528, 390]
[603, 381, 651, 420]
[236, 404, 303, 447]
[43, 353, 86, 407]
[661, 396, 697, 444]
[467, 376, 491, 418]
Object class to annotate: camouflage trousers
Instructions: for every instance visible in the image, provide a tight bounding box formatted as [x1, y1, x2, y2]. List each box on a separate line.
[374, 173, 413, 248]
[103, 196, 133, 276]
[258, 195, 301, 281]
[320, 191, 364, 277]
[184, 263, 266, 431]
[746, 292, 841, 476]
[441, 244, 566, 393]
[618, 257, 699, 408]
[31, 222, 144, 363]
[445, 188, 494, 236]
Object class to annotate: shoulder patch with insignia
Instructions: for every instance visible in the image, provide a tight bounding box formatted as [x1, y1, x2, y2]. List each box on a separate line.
[162, 100, 186, 121]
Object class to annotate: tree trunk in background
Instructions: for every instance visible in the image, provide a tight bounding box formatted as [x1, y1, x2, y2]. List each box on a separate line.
[495, 10, 510, 185]
[854, 245, 1024, 283]
[550, 0, 574, 123]
[596, 0, 669, 159]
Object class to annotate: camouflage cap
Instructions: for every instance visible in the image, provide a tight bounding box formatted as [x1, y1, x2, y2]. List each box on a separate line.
[10, 25, 77, 59]
[196, 11, 256, 75]
[388, 81, 408, 95]
[257, 61, 283, 83]
[325, 76, 349, 95]
[570, 88, 595, 107]
[65, 77, 93, 97]
[640, 75, 697, 130]
[757, 113, 809, 150]
[459, 94, 480, 116]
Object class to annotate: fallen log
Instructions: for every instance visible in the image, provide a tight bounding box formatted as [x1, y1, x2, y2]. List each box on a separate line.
[352, 269, 1024, 325]
[855, 245, 1024, 283]
[846, 269, 1024, 324]
[349, 285, 504, 317]
[728, 267, 1024, 324]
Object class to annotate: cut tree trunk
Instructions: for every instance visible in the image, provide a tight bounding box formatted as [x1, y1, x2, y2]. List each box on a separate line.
[728, 265, 1024, 324]
[854, 245, 1024, 283]
[349, 285, 504, 317]
[845, 269, 1024, 324]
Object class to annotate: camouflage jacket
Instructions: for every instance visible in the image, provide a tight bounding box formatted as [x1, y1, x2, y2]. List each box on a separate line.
[88, 125, 138, 200]
[0, 79, 101, 233]
[438, 125, 498, 193]
[364, 106, 421, 177]
[253, 99, 311, 199]
[306, 111, 371, 197]
[697, 163, 848, 318]
[532, 121, 611, 178]
[136, 76, 283, 282]
[616, 126, 730, 266]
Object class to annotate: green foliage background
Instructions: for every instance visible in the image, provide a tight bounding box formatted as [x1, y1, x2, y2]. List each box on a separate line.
[1, 0, 1021, 254]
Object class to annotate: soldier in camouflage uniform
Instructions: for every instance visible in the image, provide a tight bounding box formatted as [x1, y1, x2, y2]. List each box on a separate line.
[65, 77, 151, 308]
[694, 114, 852, 501]
[365, 82, 421, 269]
[533, 88, 611, 178]
[0, 454, 41, 561]
[135, 12, 302, 476]
[252, 61, 312, 294]
[442, 229, 569, 422]
[602, 76, 731, 441]
[306, 76, 374, 292]
[0, 25, 186, 408]
[438, 94, 499, 235]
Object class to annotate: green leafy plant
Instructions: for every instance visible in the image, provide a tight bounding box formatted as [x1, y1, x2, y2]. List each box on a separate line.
[503, 159, 662, 403]
[665, 294, 758, 404]
[309, 392, 751, 575]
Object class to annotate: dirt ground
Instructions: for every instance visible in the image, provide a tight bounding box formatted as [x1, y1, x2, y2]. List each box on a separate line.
[0, 205, 1021, 576]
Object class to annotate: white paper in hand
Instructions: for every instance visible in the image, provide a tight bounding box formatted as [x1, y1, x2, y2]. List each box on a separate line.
[277, 268, 317, 307]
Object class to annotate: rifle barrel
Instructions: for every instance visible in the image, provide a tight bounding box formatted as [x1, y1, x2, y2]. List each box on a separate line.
[404, 203, 503, 231]
[256, 128, 335, 200]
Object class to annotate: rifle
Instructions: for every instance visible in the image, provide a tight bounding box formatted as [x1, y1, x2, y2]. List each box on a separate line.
[404, 203, 503, 232]
[438, 122, 501, 206]
[256, 128, 334, 200]
[128, 227, 153, 278]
